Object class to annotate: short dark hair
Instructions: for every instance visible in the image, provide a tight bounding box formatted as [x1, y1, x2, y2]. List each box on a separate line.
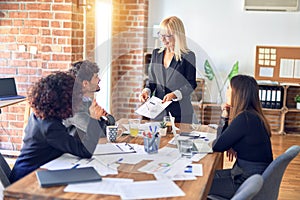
[28, 71, 81, 120]
[69, 60, 99, 81]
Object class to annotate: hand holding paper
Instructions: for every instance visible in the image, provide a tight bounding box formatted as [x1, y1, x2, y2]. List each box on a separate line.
[135, 96, 172, 119]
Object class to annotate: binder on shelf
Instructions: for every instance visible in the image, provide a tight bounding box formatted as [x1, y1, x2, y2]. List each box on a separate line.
[260, 86, 267, 108]
[271, 87, 277, 109]
[258, 85, 283, 109]
[275, 86, 283, 109]
[265, 87, 272, 108]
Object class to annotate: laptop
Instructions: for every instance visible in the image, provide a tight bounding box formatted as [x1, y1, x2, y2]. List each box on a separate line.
[0, 78, 25, 101]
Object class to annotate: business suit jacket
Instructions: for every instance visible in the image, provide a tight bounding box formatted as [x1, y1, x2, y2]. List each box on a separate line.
[9, 113, 101, 183]
[146, 48, 197, 123]
[64, 99, 115, 140]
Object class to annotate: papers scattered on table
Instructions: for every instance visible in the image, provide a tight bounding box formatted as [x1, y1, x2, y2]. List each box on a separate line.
[118, 180, 185, 199]
[64, 178, 134, 195]
[41, 153, 81, 170]
[93, 143, 136, 155]
[135, 96, 172, 119]
[65, 179, 185, 199]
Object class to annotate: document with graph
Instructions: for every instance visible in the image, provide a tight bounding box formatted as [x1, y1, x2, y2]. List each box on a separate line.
[135, 96, 172, 119]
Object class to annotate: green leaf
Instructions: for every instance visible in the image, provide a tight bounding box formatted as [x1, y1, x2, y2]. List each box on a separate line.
[228, 61, 239, 80]
[204, 60, 215, 81]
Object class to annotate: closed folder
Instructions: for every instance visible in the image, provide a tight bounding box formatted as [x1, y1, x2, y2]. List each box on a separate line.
[36, 167, 102, 187]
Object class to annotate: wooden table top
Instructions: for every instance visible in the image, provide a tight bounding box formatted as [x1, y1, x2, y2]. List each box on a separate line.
[4, 120, 222, 200]
[0, 98, 25, 109]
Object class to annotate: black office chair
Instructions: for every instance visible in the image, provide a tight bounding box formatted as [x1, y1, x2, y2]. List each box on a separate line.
[0, 152, 11, 188]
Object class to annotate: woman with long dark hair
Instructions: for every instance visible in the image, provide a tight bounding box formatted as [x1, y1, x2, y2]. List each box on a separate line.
[208, 75, 273, 199]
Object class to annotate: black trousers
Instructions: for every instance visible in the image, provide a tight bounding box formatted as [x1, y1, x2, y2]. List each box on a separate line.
[208, 169, 239, 199]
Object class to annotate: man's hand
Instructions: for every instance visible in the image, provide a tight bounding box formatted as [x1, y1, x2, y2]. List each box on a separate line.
[89, 99, 107, 120]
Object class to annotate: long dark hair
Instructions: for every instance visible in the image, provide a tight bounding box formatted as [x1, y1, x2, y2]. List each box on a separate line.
[230, 75, 271, 136]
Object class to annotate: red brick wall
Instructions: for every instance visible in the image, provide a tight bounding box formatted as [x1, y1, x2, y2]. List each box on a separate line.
[0, 0, 84, 150]
[0, 0, 149, 150]
[85, 0, 95, 62]
[111, 0, 149, 120]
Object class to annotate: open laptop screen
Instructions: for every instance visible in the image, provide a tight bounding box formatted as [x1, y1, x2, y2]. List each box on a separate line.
[0, 78, 25, 100]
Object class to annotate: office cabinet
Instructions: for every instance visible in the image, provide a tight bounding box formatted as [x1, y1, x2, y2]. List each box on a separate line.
[259, 83, 300, 134]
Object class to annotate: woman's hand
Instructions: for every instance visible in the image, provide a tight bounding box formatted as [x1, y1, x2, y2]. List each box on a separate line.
[221, 103, 230, 118]
[162, 92, 176, 103]
[139, 91, 149, 102]
[89, 100, 107, 120]
[226, 148, 237, 162]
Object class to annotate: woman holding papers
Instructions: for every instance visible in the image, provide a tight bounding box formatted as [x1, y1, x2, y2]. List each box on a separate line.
[139, 16, 197, 123]
[9, 72, 103, 183]
[208, 75, 273, 199]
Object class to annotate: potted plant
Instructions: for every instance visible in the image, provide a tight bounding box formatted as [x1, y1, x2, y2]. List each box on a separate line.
[159, 121, 167, 136]
[295, 94, 300, 109]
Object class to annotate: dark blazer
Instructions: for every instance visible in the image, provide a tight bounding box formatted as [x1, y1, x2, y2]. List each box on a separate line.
[9, 113, 101, 183]
[64, 100, 115, 140]
[146, 48, 197, 123]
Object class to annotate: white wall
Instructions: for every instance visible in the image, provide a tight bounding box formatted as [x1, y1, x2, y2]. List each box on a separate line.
[148, 0, 300, 101]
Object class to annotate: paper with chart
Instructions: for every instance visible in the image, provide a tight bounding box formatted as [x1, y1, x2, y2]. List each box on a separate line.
[135, 96, 172, 119]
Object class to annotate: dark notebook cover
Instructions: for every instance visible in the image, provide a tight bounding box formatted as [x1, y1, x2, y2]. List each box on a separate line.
[36, 167, 102, 187]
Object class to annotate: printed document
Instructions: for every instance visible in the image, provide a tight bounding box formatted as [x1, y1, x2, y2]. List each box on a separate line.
[118, 180, 185, 199]
[135, 96, 172, 119]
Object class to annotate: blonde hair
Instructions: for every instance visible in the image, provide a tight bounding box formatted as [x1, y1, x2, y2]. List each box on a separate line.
[158, 16, 189, 61]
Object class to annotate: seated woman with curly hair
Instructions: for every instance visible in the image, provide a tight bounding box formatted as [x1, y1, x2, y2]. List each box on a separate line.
[9, 71, 103, 183]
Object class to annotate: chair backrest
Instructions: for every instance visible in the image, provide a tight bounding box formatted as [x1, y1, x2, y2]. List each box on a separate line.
[231, 174, 263, 200]
[0, 153, 11, 187]
[253, 145, 300, 200]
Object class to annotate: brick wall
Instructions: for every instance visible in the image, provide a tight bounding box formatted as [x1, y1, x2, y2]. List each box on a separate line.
[85, 0, 95, 62]
[111, 0, 149, 120]
[0, 0, 84, 150]
[0, 0, 149, 150]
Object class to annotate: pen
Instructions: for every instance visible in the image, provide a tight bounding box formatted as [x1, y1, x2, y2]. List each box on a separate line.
[115, 144, 124, 151]
[148, 132, 159, 149]
[71, 164, 80, 169]
[125, 143, 135, 151]
[145, 97, 150, 110]
[107, 158, 123, 167]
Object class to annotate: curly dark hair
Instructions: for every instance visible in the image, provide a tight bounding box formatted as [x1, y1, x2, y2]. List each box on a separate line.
[28, 71, 81, 120]
[69, 60, 99, 81]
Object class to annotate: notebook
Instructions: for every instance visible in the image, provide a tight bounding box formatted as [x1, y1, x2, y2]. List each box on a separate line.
[0, 78, 25, 101]
[36, 167, 102, 187]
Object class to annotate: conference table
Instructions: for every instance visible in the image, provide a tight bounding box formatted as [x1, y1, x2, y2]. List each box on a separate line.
[4, 119, 223, 200]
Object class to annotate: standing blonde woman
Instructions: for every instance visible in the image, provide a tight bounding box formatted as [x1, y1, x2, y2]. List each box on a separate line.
[139, 16, 197, 123]
[208, 75, 273, 199]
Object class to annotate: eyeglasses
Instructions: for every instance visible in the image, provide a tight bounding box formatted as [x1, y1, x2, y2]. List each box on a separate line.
[157, 32, 173, 39]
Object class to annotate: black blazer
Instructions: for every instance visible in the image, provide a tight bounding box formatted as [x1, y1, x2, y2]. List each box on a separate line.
[9, 113, 101, 183]
[146, 48, 197, 123]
